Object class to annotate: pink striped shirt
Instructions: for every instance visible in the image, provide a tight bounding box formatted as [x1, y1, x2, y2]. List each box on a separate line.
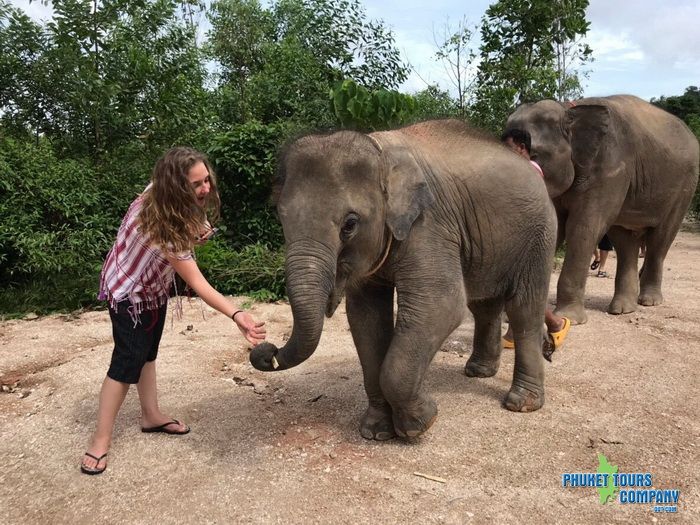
[98, 192, 192, 316]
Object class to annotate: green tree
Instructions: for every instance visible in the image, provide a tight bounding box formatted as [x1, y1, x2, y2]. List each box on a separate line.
[411, 85, 459, 121]
[207, 0, 410, 126]
[207, 0, 274, 123]
[552, 2, 592, 101]
[330, 79, 416, 131]
[651, 86, 700, 130]
[272, 0, 408, 90]
[0, 136, 114, 311]
[651, 86, 700, 215]
[471, 0, 592, 132]
[0, 0, 210, 160]
[207, 122, 287, 249]
[0, 2, 50, 142]
[433, 17, 478, 117]
[247, 35, 338, 126]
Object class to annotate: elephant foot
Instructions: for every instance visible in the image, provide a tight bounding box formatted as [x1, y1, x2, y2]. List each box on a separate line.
[464, 357, 499, 377]
[553, 304, 587, 325]
[608, 295, 638, 315]
[503, 384, 544, 412]
[638, 289, 663, 307]
[359, 405, 396, 441]
[392, 397, 438, 439]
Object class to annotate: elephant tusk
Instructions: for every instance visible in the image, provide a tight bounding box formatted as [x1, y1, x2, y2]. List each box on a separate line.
[271, 355, 280, 370]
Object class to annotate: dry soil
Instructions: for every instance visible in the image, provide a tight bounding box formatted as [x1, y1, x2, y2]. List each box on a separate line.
[1, 227, 699, 525]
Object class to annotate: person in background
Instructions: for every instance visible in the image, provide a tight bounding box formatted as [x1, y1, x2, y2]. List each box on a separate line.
[80, 147, 267, 475]
[500, 129, 571, 356]
[590, 233, 613, 278]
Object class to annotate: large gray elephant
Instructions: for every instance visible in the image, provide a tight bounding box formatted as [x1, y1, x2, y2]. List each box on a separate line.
[250, 120, 557, 440]
[506, 95, 699, 324]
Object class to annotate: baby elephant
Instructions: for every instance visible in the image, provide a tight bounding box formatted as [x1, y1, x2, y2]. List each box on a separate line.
[251, 120, 557, 440]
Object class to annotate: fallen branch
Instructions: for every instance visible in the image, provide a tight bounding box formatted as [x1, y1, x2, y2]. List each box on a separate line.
[413, 471, 446, 483]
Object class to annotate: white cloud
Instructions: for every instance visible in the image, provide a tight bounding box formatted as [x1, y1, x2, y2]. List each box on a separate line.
[588, 0, 700, 70]
[8, 0, 53, 21]
[636, 5, 700, 68]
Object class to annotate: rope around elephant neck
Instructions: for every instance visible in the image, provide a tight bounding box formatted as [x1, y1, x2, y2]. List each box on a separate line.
[362, 134, 390, 277]
[364, 234, 393, 277]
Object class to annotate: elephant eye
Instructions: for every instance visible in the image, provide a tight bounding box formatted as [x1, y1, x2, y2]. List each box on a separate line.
[341, 213, 360, 238]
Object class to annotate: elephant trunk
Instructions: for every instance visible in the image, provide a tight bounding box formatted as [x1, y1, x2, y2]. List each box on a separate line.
[250, 239, 335, 371]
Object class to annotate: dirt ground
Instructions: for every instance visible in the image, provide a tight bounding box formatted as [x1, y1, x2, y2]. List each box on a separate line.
[1, 227, 699, 525]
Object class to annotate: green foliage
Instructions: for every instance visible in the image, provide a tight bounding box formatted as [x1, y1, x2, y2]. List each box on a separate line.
[651, 86, 700, 123]
[207, 0, 275, 123]
[433, 17, 479, 117]
[207, 122, 287, 249]
[0, 263, 104, 315]
[471, 0, 592, 132]
[271, 0, 409, 90]
[330, 79, 416, 131]
[0, 2, 49, 140]
[411, 85, 460, 121]
[0, 137, 112, 276]
[207, 0, 409, 127]
[652, 87, 700, 215]
[687, 114, 700, 138]
[247, 35, 338, 127]
[195, 238, 286, 300]
[0, 0, 210, 159]
[0, 137, 116, 311]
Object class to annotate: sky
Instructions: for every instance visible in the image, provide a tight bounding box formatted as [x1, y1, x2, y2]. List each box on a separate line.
[366, 0, 700, 100]
[9, 0, 700, 101]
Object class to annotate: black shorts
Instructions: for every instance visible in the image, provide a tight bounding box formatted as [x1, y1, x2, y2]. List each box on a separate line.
[107, 301, 167, 384]
[598, 234, 614, 252]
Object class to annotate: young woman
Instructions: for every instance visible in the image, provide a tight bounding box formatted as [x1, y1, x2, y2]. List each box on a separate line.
[81, 147, 266, 475]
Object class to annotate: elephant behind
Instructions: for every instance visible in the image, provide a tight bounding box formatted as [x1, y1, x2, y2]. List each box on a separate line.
[250, 120, 557, 440]
[506, 95, 699, 324]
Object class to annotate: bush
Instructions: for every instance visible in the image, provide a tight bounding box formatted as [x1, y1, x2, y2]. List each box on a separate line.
[330, 79, 416, 131]
[0, 137, 127, 313]
[0, 130, 291, 314]
[0, 138, 115, 309]
[0, 262, 103, 315]
[207, 122, 288, 249]
[195, 238, 285, 301]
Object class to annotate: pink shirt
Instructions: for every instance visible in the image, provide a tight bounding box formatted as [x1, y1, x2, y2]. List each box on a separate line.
[98, 192, 192, 317]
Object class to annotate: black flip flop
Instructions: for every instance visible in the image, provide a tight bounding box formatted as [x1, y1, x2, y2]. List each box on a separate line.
[141, 419, 190, 435]
[81, 452, 108, 475]
[590, 260, 600, 270]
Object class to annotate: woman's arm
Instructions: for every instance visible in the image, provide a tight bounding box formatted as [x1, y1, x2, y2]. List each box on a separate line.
[168, 256, 266, 345]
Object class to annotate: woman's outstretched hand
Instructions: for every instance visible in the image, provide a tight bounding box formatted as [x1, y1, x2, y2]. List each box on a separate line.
[233, 311, 267, 345]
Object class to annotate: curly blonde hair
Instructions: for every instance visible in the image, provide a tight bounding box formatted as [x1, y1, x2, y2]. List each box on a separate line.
[139, 147, 221, 254]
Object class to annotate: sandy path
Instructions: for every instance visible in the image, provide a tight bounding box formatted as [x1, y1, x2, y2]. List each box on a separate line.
[1, 227, 698, 524]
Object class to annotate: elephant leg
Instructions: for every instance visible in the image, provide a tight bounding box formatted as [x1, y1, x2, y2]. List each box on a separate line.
[606, 226, 640, 314]
[637, 206, 686, 306]
[555, 213, 614, 325]
[502, 299, 546, 412]
[380, 283, 466, 438]
[554, 204, 568, 250]
[464, 297, 504, 378]
[346, 281, 396, 441]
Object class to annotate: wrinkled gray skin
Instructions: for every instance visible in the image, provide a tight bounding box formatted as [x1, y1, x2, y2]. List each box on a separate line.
[506, 95, 700, 324]
[250, 120, 557, 440]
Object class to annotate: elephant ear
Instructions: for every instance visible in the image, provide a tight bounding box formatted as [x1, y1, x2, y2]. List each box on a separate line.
[566, 104, 611, 168]
[381, 146, 435, 241]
